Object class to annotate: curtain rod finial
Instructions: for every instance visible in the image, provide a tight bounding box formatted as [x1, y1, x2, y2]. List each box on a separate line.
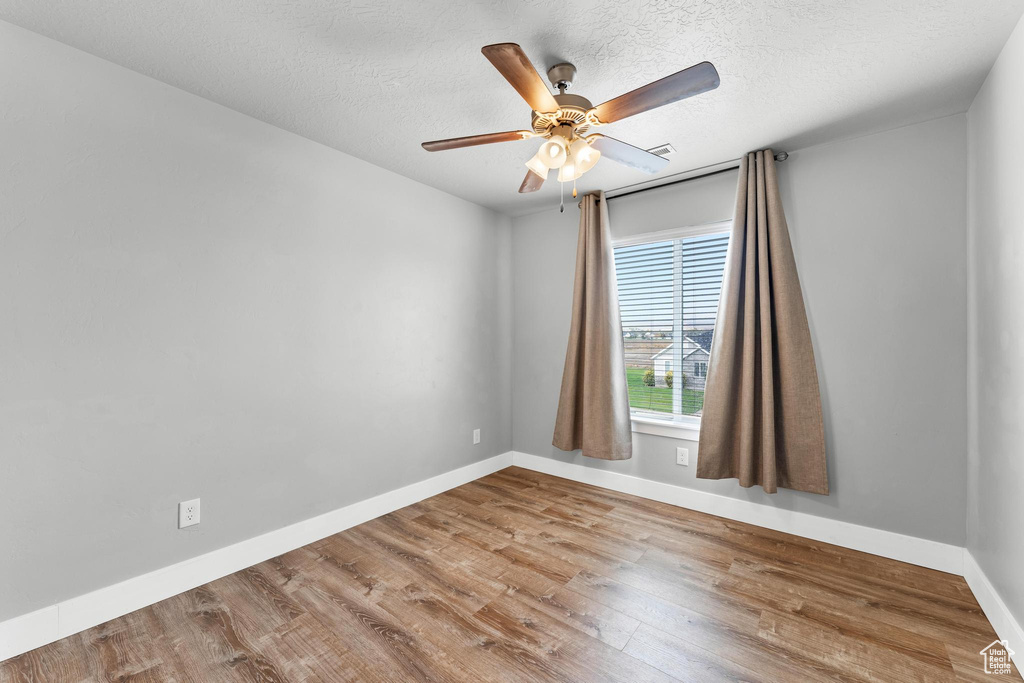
[775, 151, 789, 162]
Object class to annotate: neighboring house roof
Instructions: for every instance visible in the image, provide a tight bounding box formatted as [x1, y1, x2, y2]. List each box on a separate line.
[686, 329, 714, 353]
[649, 330, 715, 360]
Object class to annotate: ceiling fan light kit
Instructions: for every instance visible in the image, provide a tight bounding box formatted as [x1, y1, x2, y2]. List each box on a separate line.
[524, 154, 550, 179]
[570, 137, 600, 174]
[537, 132, 570, 168]
[421, 43, 720, 207]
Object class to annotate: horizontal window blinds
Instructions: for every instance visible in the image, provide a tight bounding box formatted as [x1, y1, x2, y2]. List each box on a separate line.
[614, 231, 729, 418]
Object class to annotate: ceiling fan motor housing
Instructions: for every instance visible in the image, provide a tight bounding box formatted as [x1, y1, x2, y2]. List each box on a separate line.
[531, 92, 594, 137]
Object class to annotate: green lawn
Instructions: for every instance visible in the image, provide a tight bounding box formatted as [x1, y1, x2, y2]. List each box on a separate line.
[626, 367, 704, 415]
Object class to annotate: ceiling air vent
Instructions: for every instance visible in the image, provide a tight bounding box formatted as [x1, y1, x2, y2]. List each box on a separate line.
[645, 143, 676, 157]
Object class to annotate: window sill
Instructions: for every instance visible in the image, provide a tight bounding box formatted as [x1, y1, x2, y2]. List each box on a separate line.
[630, 415, 700, 441]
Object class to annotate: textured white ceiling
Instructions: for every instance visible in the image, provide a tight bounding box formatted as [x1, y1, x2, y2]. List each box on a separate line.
[2, 0, 1021, 216]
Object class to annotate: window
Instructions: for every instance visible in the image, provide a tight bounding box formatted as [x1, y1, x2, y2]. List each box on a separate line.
[614, 221, 730, 429]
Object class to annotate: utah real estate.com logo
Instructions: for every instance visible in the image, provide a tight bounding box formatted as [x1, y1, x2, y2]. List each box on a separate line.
[979, 639, 1014, 675]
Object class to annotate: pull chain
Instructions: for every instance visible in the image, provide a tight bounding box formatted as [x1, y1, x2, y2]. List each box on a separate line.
[559, 181, 564, 213]
[572, 176, 577, 199]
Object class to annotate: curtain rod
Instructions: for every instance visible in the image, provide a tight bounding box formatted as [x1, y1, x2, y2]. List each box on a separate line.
[602, 151, 789, 201]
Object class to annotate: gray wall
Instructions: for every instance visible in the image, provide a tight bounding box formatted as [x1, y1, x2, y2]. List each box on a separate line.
[967, 14, 1024, 640]
[0, 23, 512, 621]
[513, 114, 968, 545]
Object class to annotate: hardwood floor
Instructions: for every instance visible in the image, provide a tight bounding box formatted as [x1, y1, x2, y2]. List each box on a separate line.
[2, 466, 1018, 682]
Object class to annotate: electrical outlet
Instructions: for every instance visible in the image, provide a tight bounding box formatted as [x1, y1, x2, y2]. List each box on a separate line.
[676, 447, 689, 466]
[178, 498, 200, 528]
[473, 428, 481, 445]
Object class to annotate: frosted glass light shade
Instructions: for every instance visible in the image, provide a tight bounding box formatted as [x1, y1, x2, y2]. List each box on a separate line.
[570, 138, 601, 174]
[538, 137, 568, 168]
[525, 153, 550, 178]
[558, 160, 582, 182]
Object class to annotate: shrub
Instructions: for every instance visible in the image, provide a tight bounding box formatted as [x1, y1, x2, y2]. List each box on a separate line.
[665, 371, 673, 388]
[678, 372, 687, 390]
[642, 368, 655, 387]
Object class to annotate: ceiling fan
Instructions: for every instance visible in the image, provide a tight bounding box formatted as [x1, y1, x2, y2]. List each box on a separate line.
[421, 43, 720, 195]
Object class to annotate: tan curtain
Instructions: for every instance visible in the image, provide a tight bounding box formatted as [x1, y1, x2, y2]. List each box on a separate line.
[552, 191, 632, 460]
[696, 150, 828, 494]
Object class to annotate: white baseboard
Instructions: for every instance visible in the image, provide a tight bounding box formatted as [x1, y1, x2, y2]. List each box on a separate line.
[0, 452, 513, 663]
[513, 451, 1024, 669]
[511, 451, 965, 575]
[7, 450, 1016, 671]
[964, 551, 1024, 670]
[0, 606, 58, 666]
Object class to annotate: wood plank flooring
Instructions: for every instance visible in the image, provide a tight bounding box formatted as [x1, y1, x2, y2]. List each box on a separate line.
[2, 466, 1018, 682]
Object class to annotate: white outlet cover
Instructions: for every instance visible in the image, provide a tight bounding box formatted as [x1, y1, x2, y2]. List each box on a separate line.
[178, 498, 201, 528]
[676, 447, 689, 466]
[473, 428, 481, 445]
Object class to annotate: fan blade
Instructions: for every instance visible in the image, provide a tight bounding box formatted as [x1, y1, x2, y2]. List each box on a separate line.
[422, 130, 531, 152]
[589, 134, 670, 174]
[481, 43, 560, 113]
[519, 169, 546, 193]
[592, 61, 719, 124]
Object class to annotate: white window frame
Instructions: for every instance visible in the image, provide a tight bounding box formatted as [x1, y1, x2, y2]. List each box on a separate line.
[613, 219, 731, 442]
